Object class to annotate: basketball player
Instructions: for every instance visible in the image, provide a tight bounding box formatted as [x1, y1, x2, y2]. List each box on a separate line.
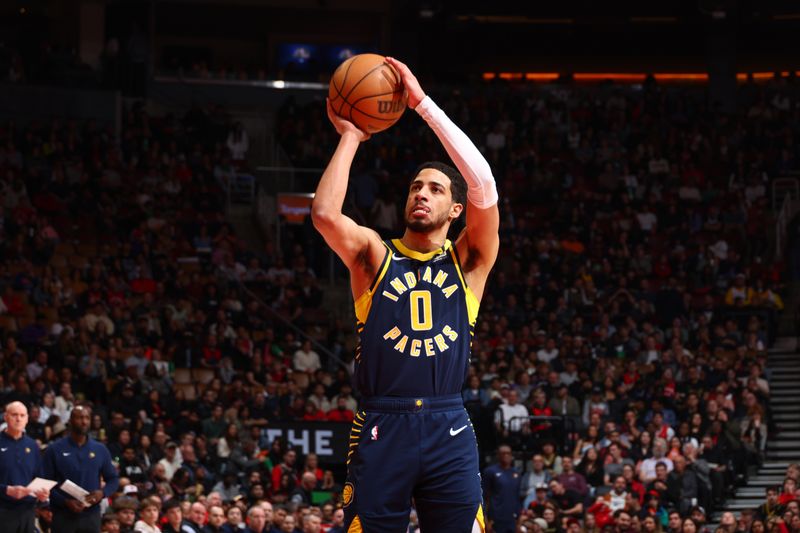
[312, 56, 499, 533]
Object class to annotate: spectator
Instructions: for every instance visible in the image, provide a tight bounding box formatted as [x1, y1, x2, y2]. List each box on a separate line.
[640, 439, 674, 483]
[483, 445, 520, 533]
[186, 501, 207, 532]
[666, 455, 699, 515]
[203, 504, 226, 533]
[289, 472, 317, 506]
[293, 340, 321, 374]
[162, 499, 192, 533]
[494, 389, 529, 441]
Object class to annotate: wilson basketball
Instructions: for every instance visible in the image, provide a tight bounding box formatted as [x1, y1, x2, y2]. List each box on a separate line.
[328, 53, 407, 134]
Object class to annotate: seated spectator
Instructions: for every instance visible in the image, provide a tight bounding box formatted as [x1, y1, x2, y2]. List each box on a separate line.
[494, 389, 529, 442]
[639, 439, 674, 483]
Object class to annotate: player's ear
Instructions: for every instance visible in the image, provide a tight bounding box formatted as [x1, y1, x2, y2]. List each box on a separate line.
[449, 201, 463, 221]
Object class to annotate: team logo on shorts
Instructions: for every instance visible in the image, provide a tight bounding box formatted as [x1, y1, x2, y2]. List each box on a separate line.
[371, 426, 379, 441]
[343, 483, 354, 507]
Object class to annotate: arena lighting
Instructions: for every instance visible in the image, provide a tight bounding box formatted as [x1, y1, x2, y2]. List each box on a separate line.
[479, 72, 760, 83]
[486, 71, 799, 84]
[525, 73, 559, 81]
[652, 73, 708, 82]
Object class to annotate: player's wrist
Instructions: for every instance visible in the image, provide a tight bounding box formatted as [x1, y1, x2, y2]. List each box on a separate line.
[409, 91, 426, 110]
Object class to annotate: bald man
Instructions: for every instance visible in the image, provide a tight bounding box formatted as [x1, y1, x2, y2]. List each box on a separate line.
[43, 405, 119, 533]
[0, 401, 48, 533]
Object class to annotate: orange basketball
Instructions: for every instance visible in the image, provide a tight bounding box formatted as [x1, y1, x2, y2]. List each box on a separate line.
[328, 53, 407, 134]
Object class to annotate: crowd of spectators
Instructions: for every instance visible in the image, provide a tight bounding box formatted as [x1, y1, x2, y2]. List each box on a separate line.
[276, 78, 799, 532]
[0, 70, 797, 532]
[0, 98, 353, 532]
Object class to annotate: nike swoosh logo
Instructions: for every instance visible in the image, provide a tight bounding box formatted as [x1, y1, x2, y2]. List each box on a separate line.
[391, 255, 409, 261]
[450, 425, 468, 436]
[62, 452, 70, 456]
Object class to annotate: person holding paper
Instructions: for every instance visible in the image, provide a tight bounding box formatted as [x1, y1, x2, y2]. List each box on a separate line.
[42, 405, 119, 533]
[0, 401, 49, 533]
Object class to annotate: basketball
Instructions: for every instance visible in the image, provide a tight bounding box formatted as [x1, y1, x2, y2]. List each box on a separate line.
[328, 53, 407, 134]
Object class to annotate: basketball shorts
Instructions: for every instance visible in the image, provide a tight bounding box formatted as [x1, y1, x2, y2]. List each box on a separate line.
[343, 394, 485, 533]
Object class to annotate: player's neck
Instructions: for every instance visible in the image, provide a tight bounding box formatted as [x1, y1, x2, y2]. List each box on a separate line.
[400, 228, 447, 254]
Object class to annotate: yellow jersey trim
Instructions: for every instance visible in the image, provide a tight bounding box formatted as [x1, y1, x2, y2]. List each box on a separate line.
[354, 243, 392, 325]
[449, 246, 480, 325]
[476, 503, 486, 533]
[391, 238, 451, 261]
[348, 515, 363, 532]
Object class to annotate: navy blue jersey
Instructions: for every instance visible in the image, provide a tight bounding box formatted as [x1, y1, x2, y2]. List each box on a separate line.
[0, 431, 42, 509]
[353, 239, 479, 397]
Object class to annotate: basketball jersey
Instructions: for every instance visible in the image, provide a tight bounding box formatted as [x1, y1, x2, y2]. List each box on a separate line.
[353, 238, 479, 397]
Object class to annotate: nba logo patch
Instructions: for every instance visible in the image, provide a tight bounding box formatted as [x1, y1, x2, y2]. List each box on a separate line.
[371, 426, 379, 441]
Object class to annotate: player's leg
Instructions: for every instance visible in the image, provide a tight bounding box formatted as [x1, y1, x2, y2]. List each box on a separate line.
[414, 407, 485, 533]
[343, 410, 417, 533]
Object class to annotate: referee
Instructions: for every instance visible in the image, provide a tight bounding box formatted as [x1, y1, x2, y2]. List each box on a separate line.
[0, 401, 49, 533]
[43, 405, 119, 533]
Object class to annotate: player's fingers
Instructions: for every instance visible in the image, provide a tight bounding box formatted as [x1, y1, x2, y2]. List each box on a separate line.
[385, 56, 408, 73]
[325, 99, 338, 123]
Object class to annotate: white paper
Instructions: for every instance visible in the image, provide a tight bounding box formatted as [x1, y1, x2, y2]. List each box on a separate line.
[60, 479, 90, 505]
[26, 477, 57, 492]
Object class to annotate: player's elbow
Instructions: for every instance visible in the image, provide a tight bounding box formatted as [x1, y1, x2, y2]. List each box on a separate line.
[311, 205, 337, 230]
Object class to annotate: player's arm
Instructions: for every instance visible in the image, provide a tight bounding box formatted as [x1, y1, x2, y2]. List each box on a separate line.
[311, 101, 386, 297]
[386, 57, 499, 299]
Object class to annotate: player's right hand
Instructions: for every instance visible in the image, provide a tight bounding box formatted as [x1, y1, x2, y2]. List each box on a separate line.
[326, 98, 370, 142]
[385, 57, 426, 109]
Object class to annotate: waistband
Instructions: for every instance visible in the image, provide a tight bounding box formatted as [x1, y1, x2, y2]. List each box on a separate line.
[360, 394, 464, 413]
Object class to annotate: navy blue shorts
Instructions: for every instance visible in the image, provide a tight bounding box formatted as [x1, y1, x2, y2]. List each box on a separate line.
[343, 394, 485, 533]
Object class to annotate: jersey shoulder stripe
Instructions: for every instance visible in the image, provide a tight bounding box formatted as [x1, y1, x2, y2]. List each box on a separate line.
[354, 242, 391, 326]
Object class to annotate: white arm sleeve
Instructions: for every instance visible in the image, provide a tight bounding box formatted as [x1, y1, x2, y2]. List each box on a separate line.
[415, 96, 499, 209]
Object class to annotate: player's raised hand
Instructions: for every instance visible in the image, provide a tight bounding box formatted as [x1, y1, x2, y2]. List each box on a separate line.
[326, 98, 370, 142]
[385, 57, 426, 109]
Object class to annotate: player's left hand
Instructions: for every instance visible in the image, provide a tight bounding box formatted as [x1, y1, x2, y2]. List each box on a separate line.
[326, 98, 370, 142]
[385, 57, 426, 109]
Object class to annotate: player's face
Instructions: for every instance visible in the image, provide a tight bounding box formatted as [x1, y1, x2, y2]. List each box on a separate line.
[405, 169, 462, 233]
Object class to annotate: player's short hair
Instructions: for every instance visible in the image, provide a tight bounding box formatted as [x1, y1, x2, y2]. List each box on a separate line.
[413, 161, 467, 206]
